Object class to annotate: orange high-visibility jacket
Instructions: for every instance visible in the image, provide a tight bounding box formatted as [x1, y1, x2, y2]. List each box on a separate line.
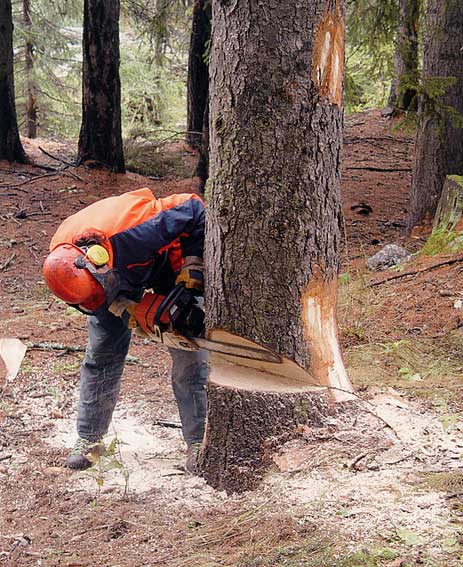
[50, 188, 204, 294]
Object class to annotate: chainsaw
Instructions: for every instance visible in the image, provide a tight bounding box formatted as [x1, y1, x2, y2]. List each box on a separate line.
[127, 284, 281, 364]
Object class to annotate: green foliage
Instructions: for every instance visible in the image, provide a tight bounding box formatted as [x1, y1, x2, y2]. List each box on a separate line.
[345, 0, 398, 113]
[124, 137, 194, 178]
[418, 75, 463, 129]
[120, 45, 187, 135]
[423, 470, 463, 493]
[393, 528, 424, 547]
[12, 0, 191, 142]
[238, 544, 401, 567]
[346, 330, 463, 402]
[85, 437, 130, 499]
[121, 0, 192, 67]
[13, 0, 83, 138]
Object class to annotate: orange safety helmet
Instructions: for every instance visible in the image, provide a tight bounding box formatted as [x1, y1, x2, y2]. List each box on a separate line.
[42, 243, 106, 311]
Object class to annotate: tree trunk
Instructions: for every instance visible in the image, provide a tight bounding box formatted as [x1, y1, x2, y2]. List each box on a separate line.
[195, 93, 209, 193]
[77, 0, 125, 173]
[186, 0, 211, 149]
[407, 0, 463, 231]
[388, 0, 419, 111]
[0, 0, 26, 162]
[24, 0, 37, 139]
[202, 0, 354, 493]
[153, 0, 167, 68]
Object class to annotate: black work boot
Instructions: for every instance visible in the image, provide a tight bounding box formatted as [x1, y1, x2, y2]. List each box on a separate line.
[185, 443, 201, 474]
[65, 437, 106, 470]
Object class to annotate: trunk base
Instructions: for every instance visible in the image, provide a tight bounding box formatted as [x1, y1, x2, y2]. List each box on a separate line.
[199, 385, 343, 493]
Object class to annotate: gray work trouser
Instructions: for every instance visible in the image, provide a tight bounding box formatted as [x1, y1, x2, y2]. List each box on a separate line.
[76, 310, 208, 446]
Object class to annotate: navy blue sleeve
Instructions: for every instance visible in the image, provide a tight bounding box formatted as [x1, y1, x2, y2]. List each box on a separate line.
[110, 198, 205, 269]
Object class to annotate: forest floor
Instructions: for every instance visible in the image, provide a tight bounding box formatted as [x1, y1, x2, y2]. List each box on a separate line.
[0, 110, 462, 567]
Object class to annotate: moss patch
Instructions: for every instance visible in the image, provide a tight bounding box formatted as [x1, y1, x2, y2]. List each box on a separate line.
[421, 227, 463, 256]
[423, 470, 463, 493]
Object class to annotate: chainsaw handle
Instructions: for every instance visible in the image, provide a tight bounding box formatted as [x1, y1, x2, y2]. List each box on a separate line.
[153, 283, 191, 328]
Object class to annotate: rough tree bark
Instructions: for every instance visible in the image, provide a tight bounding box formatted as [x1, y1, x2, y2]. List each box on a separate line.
[202, 0, 354, 493]
[0, 0, 26, 162]
[388, 0, 419, 111]
[186, 0, 211, 149]
[407, 0, 463, 230]
[77, 0, 125, 173]
[23, 0, 37, 138]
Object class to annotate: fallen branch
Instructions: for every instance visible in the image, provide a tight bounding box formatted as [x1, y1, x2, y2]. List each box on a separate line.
[0, 166, 83, 189]
[346, 451, 371, 470]
[25, 342, 145, 367]
[63, 168, 84, 182]
[0, 171, 60, 188]
[38, 147, 75, 167]
[344, 135, 412, 144]
[0, 252, 16, 271]
[369, 255, 463, 287]
[153, 419, 182, 429]
[26, 341, 86, 353]
[346, 166, 412, 172]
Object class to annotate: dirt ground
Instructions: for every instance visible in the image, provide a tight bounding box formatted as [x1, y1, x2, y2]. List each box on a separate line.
[0, 110, 462, 567]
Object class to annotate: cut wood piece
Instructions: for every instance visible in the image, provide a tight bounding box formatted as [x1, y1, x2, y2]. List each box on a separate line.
[433, 175, 463, 231]
[208, 329, 325, 393]
[0, 338, 27, 383]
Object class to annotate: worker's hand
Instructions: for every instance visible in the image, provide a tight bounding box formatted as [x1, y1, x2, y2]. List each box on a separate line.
[176, 256, 204, 292]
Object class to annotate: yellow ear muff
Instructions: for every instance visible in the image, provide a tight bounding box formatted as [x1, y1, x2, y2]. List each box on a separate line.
[86, 245, 109, 267]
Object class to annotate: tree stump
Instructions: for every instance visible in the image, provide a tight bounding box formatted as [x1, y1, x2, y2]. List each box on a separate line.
[199, 385, 339, 493]
[433, 175, 463, 231]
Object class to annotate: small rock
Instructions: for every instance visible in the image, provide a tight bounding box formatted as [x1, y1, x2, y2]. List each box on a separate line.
[366, 244, 411, 271]
[381, 106, 396, 117]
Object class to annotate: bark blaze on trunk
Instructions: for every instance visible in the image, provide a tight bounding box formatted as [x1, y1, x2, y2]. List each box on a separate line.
[407, 0, 463, 230]
[202, 0, 354, 493]
[0, 0, 26, 162]
[77, 0, 125, 173]
[302, 278, 351, 401]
